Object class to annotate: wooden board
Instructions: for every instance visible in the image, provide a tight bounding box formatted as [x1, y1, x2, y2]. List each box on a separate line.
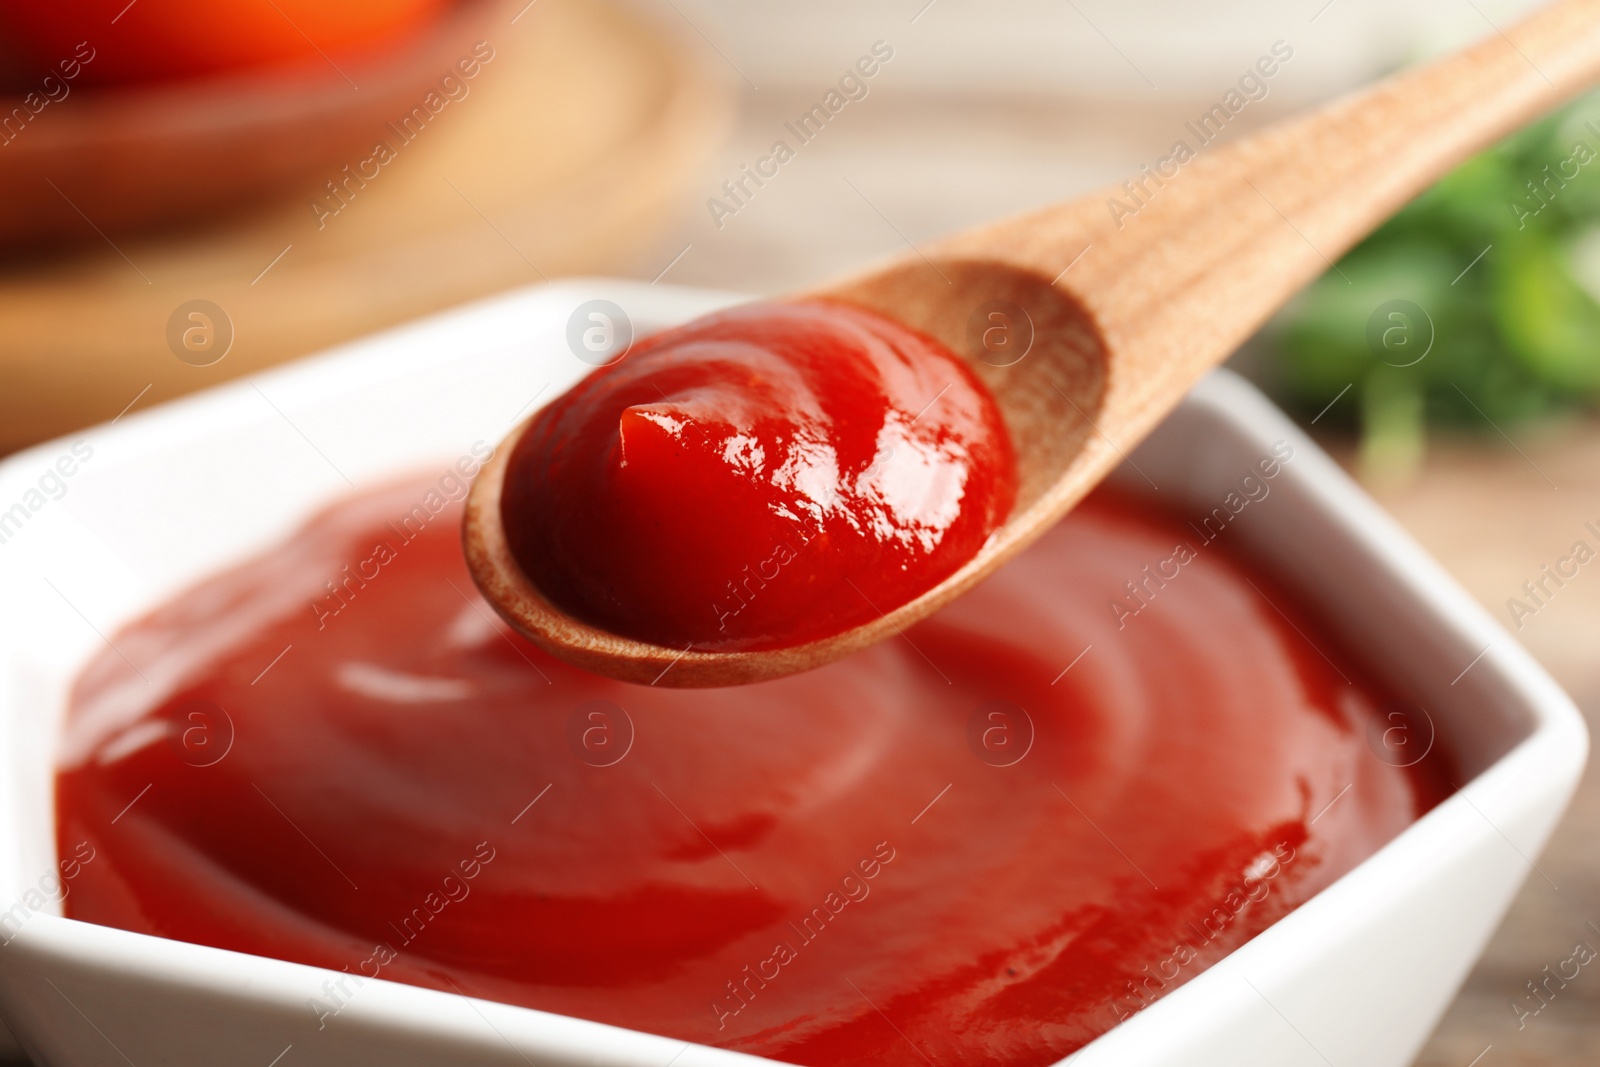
[0, 0, 732, 455]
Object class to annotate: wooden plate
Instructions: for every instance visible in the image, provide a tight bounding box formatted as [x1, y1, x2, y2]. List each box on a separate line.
[0, 0, 497, 248]
[0, 0, 732, 455]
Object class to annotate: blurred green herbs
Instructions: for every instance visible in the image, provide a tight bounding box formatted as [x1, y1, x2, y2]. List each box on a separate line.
[1268, 96, 1600, 473]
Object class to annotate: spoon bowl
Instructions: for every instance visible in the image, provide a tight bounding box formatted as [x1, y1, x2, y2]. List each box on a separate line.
[466, 0, 1600, 687]
[464, 264, 1106, 686]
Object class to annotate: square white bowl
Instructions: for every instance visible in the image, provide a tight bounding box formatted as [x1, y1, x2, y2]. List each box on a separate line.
[0, 280, 1585, 1067]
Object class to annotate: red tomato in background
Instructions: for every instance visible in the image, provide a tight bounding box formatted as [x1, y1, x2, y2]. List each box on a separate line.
[0, 0, 454, 85]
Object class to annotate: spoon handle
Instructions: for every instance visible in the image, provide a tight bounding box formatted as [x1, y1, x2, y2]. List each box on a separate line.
[938, 0, 1600, 448]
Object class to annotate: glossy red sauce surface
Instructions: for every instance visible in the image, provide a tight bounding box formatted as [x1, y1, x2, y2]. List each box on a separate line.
[58, 477, 1449, 1066]
[500, 301, 1017, 650]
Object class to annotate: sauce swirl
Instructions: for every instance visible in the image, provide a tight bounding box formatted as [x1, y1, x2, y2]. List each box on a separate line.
[57, 478, 1448, 1066]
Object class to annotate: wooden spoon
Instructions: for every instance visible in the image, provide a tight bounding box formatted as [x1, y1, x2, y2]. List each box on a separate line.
[466, 0, 1600, 687]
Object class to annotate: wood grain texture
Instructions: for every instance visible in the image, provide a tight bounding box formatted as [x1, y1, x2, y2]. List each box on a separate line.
[467, 0, 1600, 688]
[0, 0, 733, 456]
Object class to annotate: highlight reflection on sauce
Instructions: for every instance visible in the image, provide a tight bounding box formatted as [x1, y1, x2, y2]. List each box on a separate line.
[57, 477, 1449, 1067]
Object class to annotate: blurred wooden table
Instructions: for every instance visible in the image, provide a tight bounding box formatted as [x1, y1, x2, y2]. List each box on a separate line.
[1378, 426, 1600, 1067]
[0, 0, 732, 456]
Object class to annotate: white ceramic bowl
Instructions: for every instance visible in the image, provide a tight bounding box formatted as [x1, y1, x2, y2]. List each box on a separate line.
[0, 280, 1585, 1066]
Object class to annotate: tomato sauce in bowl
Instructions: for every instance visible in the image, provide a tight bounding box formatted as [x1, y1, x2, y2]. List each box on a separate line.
[56, 474, 1449, 1066]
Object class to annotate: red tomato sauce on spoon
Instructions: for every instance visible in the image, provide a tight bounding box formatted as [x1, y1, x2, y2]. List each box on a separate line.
[498, 301, 1017, 651]
[57, 476, 1450, 1067]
